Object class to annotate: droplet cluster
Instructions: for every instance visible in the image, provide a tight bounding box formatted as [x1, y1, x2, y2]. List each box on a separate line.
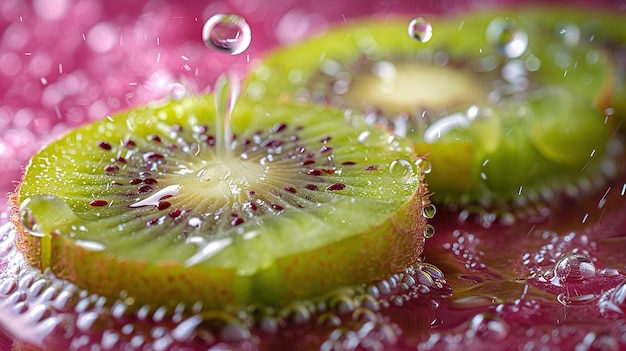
[0, 223, 450, 350]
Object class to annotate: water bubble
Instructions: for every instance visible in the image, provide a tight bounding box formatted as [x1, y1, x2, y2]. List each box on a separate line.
[168, 83, 187, 100]
[422, 203, 436, 219]
[28, 278, 48, 297]
[0, 278, 17, 296]
[30, 304, 54, 323]
[555, 22, 580, 46]
[282, 303, 311, 325]
[357, 130, 371, 144]
[318, 312, 342, 327]
[415, 158, 432, 174]
[172, 315, 203, 342]
[408, 17, 433, 43]
[553, 253, 596, 283]
[330, 294, 356, 314]
[218, 319, 251, 342]
[423, 224, 435, 238]
[467, 313, 510, 341]
[389, 158, 414, 183]
[556, 292, 597, 306]
[202, 14, 251, 55]
[485, 17, 528, 58]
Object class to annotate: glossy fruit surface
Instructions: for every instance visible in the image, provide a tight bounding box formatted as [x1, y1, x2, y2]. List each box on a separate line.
[13, 95, 429, 310]
[246, 11, 616, 207]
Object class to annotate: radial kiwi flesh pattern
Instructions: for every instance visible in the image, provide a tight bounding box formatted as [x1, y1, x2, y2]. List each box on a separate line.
[13, 95, 430, 311]
[246, 10, 617, 207]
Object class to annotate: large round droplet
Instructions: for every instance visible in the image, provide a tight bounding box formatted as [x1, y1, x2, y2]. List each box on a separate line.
[485, 17, 528, 58]
[202, 14, 252, 55]
[554, 252, 596, 283]
[555, 22, 580, 46]
[467, 313, 510, 341]
[408, 17, 433, 43]
[422, 203, 437, 219]
[389, 158, 414, 183]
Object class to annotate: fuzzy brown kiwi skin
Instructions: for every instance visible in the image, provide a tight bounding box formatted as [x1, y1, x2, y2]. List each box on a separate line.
[9, 191, 40, 268]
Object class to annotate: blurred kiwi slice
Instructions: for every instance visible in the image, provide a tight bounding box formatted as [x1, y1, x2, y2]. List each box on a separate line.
[246, 11, 615, 206]
[12, 95, 430, 311]
[517, 6, 626, 127]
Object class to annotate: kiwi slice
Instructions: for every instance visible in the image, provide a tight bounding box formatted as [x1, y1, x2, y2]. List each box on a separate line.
[516, 7, 626, 126]
[246, 12, 615, 206]
[11, 95, 429, 311]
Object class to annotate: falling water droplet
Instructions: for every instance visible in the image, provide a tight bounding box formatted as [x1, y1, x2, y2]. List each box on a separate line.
[485, 17, 528, 58]
[202, 14, 252, 55]
[213, 72, 242, 157]
[554, 252, 596, 283]
[408, 17, 433, 43]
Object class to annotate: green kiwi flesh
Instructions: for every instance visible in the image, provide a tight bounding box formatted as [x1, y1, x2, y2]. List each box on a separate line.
[12, 95, 429, 310]
[516, 7, 626, 127]
[246, 11, 615, 206]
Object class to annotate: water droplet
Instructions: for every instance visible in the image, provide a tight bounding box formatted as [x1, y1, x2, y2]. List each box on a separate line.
[408, 17, 433, 43]
[12, 301, 28, 314]
[258, 316, 278, 334]
[557, 292, 597, 306]
[415, 158, 432, 174]
[218, 319, 251, 342]
[467, 313, 510, 341]
[553, 253, 596, 283]
[389, 158, 414, 183]
[423, 224, 435, 238]
[19, 199, 44, 237]
[485, 17, 528, 58]
[101, 330, 121, 350]
[168, 83, 187, 100]
[282, 303, 311, 325]
[422, 203, 436, 219]
[555, 22, 580, 46]
[172, 315, 203, 342]
[28, 278, 48, 297]
[76, 311, 102, 332]
[213, 72, 242, 157]
[329, 294, 355, 314]
[30, 304, 54, 323]
[318, 312, 342, 327]
[129, 184, 182, 208]
[202, 14, 251, 55]
[0, 278, 17, 296]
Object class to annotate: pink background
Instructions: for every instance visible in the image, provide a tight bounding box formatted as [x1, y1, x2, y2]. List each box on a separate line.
[0, 0, 623, 216]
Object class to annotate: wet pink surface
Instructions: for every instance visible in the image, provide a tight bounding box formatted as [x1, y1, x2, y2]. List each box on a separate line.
[1, 0, 626, 350]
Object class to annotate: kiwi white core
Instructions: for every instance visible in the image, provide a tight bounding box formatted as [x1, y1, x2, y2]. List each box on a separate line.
[341, 62, 487, 116]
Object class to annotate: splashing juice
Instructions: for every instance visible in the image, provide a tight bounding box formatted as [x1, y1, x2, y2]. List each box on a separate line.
[1, 0, 626, 350]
